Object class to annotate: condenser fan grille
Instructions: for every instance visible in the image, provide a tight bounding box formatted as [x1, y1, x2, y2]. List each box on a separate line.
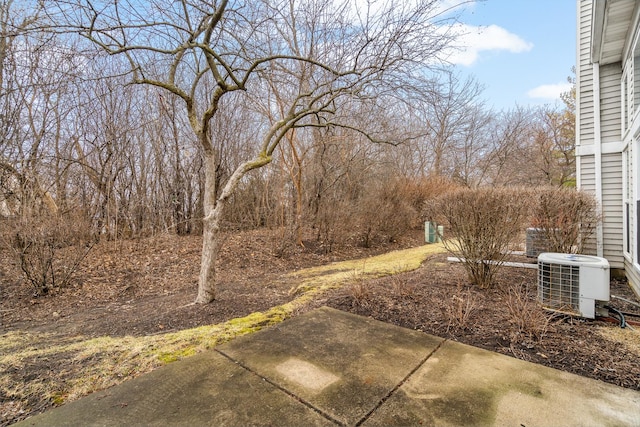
[538, 261, 580, 312]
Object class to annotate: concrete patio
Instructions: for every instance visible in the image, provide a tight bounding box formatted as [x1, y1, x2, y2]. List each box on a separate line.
[14, 307, 640, 426]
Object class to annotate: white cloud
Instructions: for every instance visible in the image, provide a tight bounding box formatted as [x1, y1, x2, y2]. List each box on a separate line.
[433, 0, 476, 15]
[527, 82, 573, 99]
[443, 23, 534, 66]
[349, 0, 471, 22]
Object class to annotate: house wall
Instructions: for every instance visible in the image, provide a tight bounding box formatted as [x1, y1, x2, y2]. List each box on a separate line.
[579, 155, 596, 190]
[624, 143, 634, 267]
[599, 64, 622, 142]
[576, 151, 624, 268]
[577, 0, 625, 269]
[600, 64, 624, 268]
[601, 152, 623, 267]
[577, 0, 595, 147]
[579, 154, 598, 255]
[624, 259, 640, 297]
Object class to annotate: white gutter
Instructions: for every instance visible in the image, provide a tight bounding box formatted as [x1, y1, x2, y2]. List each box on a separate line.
[593, 62, 604, 257]
[590, 0, 605, 63]
[575, 0, 581, 190]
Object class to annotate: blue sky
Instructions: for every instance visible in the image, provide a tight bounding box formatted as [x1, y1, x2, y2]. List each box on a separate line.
[447, 0, 576, 110]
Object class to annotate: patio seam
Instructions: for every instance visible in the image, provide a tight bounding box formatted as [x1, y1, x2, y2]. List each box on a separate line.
[353, 337, 448, 427]
[215, 348, 345, 426]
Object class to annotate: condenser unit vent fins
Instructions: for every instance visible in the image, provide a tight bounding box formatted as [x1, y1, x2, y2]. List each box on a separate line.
[538, 261, 580, 312]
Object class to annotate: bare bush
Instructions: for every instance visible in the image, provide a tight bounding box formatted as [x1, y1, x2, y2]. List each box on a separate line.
[390, 271, 415, 298]
[394, 176, 460, 224]
[502, 282, 557, 345]
[426, 188, 530, 288]
[347, 282, 371, 307]
[355, 179, 417, 248]
[314, 196, 353, 253]
[444, 282, 478, 330]
[531, 187, 600, 253]
[346, 268, 372, 308]
[2, 211, 94, 295]
[350, 176, 461, 249]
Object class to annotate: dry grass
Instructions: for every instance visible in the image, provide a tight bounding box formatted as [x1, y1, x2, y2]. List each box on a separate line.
[0, 243, 446, 416]
[444, 282, 478, 330]
[596, 326, 640, 354]
[287, 244, 444, 295]
[502, 282, 558, 344]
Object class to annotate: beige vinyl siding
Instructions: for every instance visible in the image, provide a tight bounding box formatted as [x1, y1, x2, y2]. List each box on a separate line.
[601, 152, 624, 267]
[625, 144, 633, 259]
[578, 0, 594, 146]
[624, 259, 640, 297]
[578, 0, 637, 284]
[599, 63, 622, 143]
[580, 155, 597, 255]
[630, 146, 634, 256]
[580, 154, 596, 192]
[579, 152, 623, 266]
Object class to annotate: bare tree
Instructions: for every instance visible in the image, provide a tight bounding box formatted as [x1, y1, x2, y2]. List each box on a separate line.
[0, 0, 60, 217]
[421, 72, 485, 177]
[482, 106, 535, 186]
[48, 0, 460, 303]
[449, 103, 493, 188]
[483, 103, 575, 188]
[525, 106, 575, 187]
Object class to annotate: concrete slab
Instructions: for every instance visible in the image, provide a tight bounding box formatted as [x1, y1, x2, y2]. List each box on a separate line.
[14, 306, 640, 427]
[14, 350, 335, 427]
[217, 306, 444, 426]
[364, 339, 640, 427]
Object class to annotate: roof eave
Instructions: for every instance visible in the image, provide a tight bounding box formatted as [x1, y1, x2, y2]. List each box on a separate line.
[591, 0, 606, 63]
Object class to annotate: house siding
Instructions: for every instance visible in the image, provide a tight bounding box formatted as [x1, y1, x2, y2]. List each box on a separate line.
[578, 0, 595, 147]
[580, 155, 596, 191]
[599, 64, 622, 142]
[601, 152, 624, 267]
[579, 151, 624, 268]
[577, 0, 640, 292]
[577, 1, 625, 269]
[625, 144, 633, 261]
[580, 155, 597, 255]
[624, 259, 640, 297]
[599, 62, 624, 268]
[598, 65, 624, 268]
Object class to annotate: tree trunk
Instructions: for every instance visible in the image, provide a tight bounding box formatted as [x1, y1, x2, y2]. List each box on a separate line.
[196, 215, 220, 303]
[194, 149, 273, 303]
[195, 151, 219, 304]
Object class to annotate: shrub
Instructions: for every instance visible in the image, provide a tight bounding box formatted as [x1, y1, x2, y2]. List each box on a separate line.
[397, 175, 461, 220]
[355, 179, 418, 247]
[426, 188, 530, 288]
[530, 187, 600, 254]
[502, 282, 557, 345]
[444, 281, 478, 330]
[3, 211, 94, 295]
[354, 176, 461, 248]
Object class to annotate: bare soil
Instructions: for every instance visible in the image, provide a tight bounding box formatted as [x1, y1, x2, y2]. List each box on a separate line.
[2, 229, 640, 426]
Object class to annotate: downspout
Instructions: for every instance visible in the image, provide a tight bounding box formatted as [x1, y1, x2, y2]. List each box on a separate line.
[576, 0, 583, 191]
[593, 62, 604, 257]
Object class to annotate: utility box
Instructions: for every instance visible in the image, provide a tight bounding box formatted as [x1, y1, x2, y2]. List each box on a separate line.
[538, 253, 610, 319]
[425, 221, 442, 243]
[526, 227, 550, 258]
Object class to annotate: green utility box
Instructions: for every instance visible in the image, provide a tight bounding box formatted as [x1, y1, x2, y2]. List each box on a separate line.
[425, 221, 442, 243]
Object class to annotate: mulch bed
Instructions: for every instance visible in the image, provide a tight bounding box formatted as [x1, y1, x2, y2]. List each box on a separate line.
[1, 229, 639, 426]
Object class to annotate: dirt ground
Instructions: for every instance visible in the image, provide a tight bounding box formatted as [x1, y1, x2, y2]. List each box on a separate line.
[1, 229, 640, 426]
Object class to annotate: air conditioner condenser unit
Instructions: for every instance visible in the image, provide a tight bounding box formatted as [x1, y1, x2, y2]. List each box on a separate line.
[537, 253, 610, 319]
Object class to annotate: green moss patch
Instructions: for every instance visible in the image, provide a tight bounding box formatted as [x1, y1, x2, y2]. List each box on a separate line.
[1, 244, 444, 408]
